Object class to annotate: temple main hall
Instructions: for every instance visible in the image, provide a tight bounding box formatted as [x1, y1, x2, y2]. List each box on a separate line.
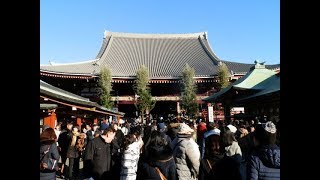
[40, 31, 279, 118]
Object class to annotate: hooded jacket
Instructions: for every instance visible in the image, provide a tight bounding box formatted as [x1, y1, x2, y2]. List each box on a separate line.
[247, 144, 280, 180]
[172, 134, 200, 179]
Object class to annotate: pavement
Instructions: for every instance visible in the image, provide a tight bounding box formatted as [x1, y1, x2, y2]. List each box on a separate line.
[55, 158, 91, 180]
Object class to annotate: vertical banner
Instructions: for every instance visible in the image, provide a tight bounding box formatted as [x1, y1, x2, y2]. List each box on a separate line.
[208, 106, 214, 122]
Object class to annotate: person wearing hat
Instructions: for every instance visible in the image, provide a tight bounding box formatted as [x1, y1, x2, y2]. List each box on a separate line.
[227, 124, 238, 134]
[157, 122, 172, 148]
[199, 132, 223, 180]
[197, 121, 207, 152]
[172, 123, 200, 180]
[247, 121, 280, 179]
[201, 122, 221, 159]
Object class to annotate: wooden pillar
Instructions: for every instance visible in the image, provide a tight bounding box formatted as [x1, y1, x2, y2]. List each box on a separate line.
[224, 104, 231, 124]
[43, 112, 56, 128]
[77, 117, 82, 127]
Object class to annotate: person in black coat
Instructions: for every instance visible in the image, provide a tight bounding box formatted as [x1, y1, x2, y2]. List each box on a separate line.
[138, 130, 177, 180]
[57, 122, 73, 178]
[247, 121, 280, 180]
[83, 123, 94, 178]
[85, 127, 116, 180]
[85, 124, 94, 142]
[40, 128, 60, 180]
[112, 123, 125, 148]
[213, 126, 246, 180]
[199, 134, 224, 180]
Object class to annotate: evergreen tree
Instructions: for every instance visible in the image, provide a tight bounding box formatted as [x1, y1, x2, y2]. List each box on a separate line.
[98, 65, 114, 109]
[133, 65, 155, 123]
[217, 62, 230, 89]
[180, 64, 198, 118]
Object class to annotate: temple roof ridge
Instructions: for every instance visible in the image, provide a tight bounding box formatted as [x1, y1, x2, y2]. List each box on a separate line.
[40, 31, 280, 78]
[103, 31, 207, 39]
[41, 58, 99, 66]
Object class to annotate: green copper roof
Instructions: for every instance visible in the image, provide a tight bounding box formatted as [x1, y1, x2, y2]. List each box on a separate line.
[233, 66, 276, 90]
[40, 103, 58, 110]
[40, 80, 125, 116]
[40, 80, 91, 102]
[237, 74, 280, 101]
[203, 62, 278, 101]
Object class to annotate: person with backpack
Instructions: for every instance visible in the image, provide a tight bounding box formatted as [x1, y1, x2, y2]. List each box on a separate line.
[40, 127, 60, 180]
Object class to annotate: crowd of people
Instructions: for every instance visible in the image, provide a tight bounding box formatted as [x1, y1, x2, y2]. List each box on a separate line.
[40, 116, 280, 180]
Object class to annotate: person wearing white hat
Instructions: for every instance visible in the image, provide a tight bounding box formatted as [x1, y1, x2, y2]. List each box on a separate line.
[201, 122, 221, 158]
[227, 124, 238, 134]
[172, 123, 200, 180]
[247, 121, 280, 179]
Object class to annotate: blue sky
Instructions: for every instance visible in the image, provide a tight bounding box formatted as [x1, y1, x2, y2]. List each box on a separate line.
[40, 0, 279, 65]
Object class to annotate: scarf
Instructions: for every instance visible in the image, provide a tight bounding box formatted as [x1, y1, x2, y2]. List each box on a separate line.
[70, 131, 80, 146]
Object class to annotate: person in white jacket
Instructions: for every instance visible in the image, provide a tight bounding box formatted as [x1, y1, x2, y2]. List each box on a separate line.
[172, 123, 200, 180]
[120, 134, 141, 180]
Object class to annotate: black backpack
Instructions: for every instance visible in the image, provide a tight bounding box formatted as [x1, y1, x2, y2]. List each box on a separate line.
[40, 144, 58, 171]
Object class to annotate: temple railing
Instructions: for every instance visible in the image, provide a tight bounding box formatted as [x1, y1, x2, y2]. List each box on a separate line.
[110, 95, 209, 101]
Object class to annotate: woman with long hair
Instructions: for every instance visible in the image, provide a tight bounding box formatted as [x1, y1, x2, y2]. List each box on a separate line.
[40, 127, 60, 180]
[213, 126, 245, 180]
[139, 130, 177, 180]
[199, 134, 224, 180]
[120, 134, 141, 180]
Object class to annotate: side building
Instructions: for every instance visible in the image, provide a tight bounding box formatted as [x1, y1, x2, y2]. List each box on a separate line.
[40, 31, 279, 118]
[40, 80, 124, 128]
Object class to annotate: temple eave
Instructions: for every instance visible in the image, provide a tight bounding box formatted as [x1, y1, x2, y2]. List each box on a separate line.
[40, 71, 97, 79]
[41, 71, 218, 83]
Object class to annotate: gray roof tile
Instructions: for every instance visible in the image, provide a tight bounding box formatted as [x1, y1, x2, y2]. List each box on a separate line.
[40, 31, 279, 78]
[222, 60, 280, 75]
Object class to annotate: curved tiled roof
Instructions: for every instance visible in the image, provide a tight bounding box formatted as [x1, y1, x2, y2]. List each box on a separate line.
[222, 60, 280, 75]
[40, 31, 279, 78]
[40, 80, 125, 116]
[203, 63, 278, 102]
